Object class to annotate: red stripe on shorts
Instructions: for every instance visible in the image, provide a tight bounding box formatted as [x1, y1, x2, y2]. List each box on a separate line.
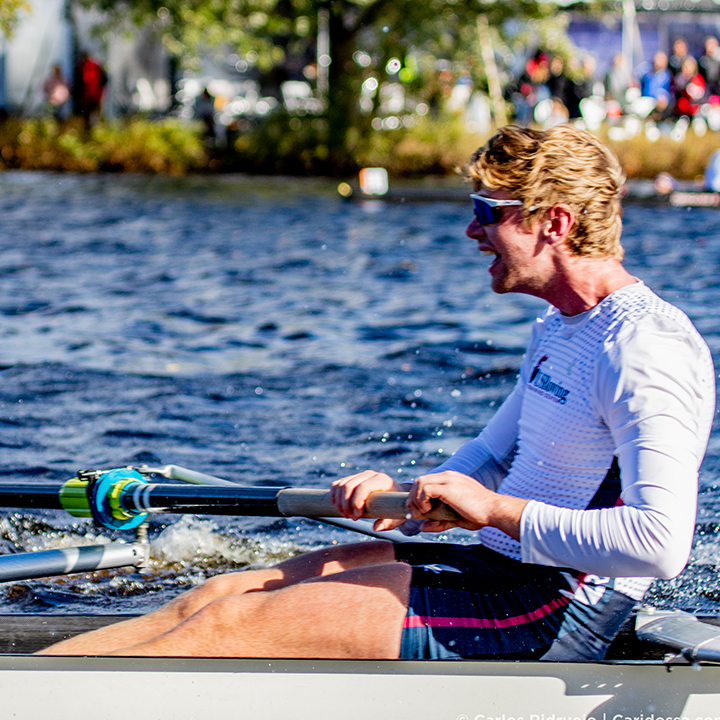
[403, 594, 572, 630]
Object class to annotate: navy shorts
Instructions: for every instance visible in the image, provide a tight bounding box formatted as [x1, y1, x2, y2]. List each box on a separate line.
[393, 542, 636, 661]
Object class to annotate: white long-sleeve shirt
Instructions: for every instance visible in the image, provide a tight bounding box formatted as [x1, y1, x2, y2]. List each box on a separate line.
[432, 282, 715, 600]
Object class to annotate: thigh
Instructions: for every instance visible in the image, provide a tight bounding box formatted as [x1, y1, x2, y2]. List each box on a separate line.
[251, 562, 414, 657]
[162, 539, 399, 619]
[120, 561, 413, 659]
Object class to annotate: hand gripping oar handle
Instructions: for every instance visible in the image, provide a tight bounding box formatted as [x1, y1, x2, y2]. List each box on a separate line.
[276, 488, 460, 522]
[138, 464, 436, 543]
[138, 465, 459, 521]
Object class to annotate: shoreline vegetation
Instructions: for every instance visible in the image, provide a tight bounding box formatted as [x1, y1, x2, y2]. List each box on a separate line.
[0, 115, 718, 182]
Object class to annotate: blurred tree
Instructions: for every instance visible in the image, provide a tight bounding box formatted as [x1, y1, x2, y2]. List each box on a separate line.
[0, 0, 31, 37]
[78, 0, 573, 167]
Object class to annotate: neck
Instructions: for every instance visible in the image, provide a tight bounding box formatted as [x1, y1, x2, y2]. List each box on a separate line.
[540, 256, 637, 316]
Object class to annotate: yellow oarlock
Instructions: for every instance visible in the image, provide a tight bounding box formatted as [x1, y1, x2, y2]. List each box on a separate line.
[108, 477, 141, 521]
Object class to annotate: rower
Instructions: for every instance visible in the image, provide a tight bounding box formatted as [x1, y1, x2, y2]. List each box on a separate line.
[38, 125, 715, 660]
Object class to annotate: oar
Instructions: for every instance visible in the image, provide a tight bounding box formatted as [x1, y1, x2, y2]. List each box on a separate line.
[0, 544, 146, 583]
[137, 464, 427, 542]
[0, 468, 461, 532]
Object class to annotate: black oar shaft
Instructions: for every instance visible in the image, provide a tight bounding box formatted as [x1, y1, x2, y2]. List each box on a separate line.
[0, 483, 65, 510]
[124, 484, 286, 517]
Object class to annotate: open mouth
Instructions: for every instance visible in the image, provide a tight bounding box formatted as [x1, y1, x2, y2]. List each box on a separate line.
[480, 250, 497, 258]
[480, 249, 501, 272]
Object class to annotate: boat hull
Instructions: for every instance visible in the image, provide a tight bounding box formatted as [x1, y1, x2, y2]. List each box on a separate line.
[1, 653, 720, 719]
[1, 614, 720, 719]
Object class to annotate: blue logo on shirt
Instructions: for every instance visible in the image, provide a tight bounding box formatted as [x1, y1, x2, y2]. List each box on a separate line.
[529, 356, 571, 405]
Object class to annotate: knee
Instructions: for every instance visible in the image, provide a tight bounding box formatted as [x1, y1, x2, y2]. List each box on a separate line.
[201, 573, 241, 596]
[173, 572, 249, 620]
[195, 593, 265, 634]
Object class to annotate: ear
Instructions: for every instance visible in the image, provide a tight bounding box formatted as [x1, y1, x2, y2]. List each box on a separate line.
[541, 204, 575, 245]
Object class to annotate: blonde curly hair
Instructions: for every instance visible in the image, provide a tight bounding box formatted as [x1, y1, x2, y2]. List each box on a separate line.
[466, 125, 626, 260]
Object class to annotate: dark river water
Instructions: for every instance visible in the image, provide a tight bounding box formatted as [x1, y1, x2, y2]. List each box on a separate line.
[0, 171, 718, 615]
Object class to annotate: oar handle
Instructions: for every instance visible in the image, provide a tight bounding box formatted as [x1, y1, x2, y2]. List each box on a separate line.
[276, 489, 461, 522]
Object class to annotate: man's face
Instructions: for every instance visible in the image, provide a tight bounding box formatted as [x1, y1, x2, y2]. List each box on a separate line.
[466, 189, 544, 296]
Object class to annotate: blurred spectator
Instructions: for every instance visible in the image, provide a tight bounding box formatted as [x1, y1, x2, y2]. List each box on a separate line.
[699, 36, 720, 98]
[648, 90, 674, 123]
[654, 172, 677, 194]
[564, 56, 583, 119]
[73, 51, 107, 129]
[582, 56, 600, 94]
[641, 52, 672, 100]
[194, 88, 216, 145]
[43, 64, 70, 121]
[565, 56, 596, 120]
[547, 56, 571, 107]
[674, 56, 705, 116]
[604, 53, 633, 107]
[542, 96, 570, 128]
[512, 51, 550, 126]
[668, 38, 690, 78]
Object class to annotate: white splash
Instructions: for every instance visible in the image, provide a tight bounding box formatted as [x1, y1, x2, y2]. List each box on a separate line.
[151, 516, 260, 568]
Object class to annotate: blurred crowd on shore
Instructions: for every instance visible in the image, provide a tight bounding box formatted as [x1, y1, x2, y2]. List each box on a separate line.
[35, 34, 720, 150]
[509, 37, 720, 138]
[41, 51, 107, 128]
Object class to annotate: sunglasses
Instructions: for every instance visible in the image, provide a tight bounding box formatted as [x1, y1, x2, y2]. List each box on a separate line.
[470, 194, 524, 226]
